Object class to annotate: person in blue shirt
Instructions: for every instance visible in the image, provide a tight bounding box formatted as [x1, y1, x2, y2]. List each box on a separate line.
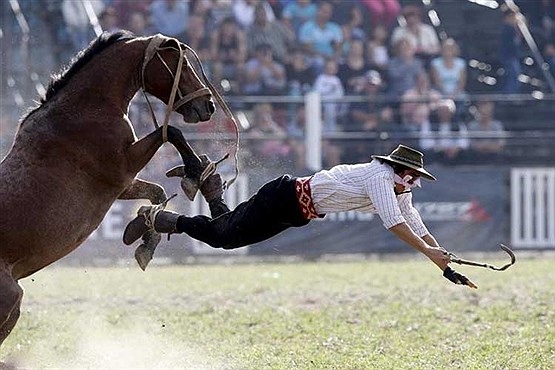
[150, 0, 189, 40]
[298, 1, 343, 72]
[282, 0, 318, 36]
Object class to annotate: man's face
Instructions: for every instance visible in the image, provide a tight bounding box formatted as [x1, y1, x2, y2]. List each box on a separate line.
[317, 3, 332, 22]
[401, 169, 421, 186]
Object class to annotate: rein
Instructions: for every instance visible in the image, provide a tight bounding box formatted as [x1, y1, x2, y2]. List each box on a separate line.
[140, 35, 240, 188]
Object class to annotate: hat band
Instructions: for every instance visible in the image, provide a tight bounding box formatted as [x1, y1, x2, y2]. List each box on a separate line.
[390, 154, 422, 168]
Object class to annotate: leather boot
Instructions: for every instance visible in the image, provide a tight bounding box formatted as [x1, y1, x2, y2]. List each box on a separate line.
[123, 207, 181, 246]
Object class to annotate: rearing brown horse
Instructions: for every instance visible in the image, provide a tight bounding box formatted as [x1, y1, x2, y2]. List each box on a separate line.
[0, 31, 215, 346]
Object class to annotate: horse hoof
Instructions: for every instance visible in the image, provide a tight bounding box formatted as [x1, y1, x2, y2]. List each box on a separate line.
[166, 165, 186, 178]
[180, 177, 199, 201]
[134, 231, 161, 271]
[135, 245, 154, 271]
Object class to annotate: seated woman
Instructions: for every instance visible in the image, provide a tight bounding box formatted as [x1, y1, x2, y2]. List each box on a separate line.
[430, 38, 468, 119]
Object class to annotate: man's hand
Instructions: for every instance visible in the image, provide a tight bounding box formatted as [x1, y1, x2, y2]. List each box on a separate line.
[424, 245, 451, 271]
[443, 267, 478, 289]
[425, 246, 478, 288]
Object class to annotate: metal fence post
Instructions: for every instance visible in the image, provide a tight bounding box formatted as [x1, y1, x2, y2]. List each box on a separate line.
[305, 91, 322, 171]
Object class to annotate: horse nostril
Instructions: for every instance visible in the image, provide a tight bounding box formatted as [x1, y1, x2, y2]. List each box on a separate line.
[207, 101, 215, 114]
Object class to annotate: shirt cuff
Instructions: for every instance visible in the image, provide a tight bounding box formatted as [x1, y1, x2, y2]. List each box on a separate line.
[383, 215, 406, 230]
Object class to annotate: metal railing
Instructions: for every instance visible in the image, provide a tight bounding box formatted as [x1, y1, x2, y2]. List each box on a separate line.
[511, 168, 555, 248]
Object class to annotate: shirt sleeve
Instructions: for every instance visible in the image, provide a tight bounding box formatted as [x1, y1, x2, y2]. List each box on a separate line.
[365, 173, 406, 229]
[398, 192, 429, 237]
[298, 23, 312, 44]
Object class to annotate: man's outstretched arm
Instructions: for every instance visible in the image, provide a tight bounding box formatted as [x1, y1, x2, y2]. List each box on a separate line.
[389, 222, 450, 271]
[389, 223, 478, 288]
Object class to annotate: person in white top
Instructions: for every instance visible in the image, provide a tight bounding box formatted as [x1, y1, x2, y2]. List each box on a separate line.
[390, 5, 440, 59]
[124, 145, 476, 288]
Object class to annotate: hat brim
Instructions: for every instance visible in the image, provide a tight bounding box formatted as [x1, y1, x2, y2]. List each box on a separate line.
[372, 155, 436, 181]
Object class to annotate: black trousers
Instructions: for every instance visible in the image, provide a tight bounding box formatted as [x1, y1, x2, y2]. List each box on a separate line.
[176, 175, 310, 249]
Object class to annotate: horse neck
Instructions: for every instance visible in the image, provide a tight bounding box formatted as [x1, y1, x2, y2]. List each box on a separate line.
[65, 39, 146, 113]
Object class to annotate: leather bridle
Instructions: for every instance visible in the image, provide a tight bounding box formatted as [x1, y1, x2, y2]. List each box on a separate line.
[139, 34, 240, 188]
[140, 34, 211, 142]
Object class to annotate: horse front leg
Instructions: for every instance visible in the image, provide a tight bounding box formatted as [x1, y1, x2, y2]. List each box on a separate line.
[125, 127, 167, 175]
[122, 125, 206, 270]
[127, 126, 206, 201]
[165, 126, 208, 201]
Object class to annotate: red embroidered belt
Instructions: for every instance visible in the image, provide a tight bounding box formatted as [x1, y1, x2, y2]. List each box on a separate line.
[295, 176, 321, 219]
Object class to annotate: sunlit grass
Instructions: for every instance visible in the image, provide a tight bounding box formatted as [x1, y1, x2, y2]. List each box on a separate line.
[2, 256, 554, 369]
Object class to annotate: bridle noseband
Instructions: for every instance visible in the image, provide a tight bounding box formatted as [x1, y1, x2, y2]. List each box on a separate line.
[140, 34, 211, 142]
[138, 34, 241, 188]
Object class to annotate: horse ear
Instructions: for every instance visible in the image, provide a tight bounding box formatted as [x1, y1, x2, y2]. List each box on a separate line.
[161, 37, 181, 50]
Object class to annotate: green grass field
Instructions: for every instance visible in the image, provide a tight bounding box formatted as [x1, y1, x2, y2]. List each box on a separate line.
[1, 255, 554, 369]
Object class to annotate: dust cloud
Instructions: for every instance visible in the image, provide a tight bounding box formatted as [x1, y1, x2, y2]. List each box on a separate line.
[4, 316, 230, 370]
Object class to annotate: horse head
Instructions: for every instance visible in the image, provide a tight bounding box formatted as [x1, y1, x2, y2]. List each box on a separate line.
[141, 34, 215, 123]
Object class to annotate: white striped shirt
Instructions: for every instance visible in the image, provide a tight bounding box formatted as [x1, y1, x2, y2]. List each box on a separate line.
[309, 160, 429, 236]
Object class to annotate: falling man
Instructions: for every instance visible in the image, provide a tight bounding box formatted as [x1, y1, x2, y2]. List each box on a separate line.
[124, 144, 477, 288]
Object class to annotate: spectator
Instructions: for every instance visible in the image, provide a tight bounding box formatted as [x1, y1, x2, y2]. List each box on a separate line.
[207, 0, 235, 27]
[285, 47, 318, 95]
[328, 0, 359, 24]
[183, 14, 212, 62]
[519, 0, 555, 45]
[190, 0, 213, 17]
[243, 43, 287, 96]
[246, 3, 295, 63]
[285, 47, 317, 128]
[391, 5, 440, 62]
[399, 104, 430, 150]
[282, 0, 318, 36]
[313, 58, 345, 133]
[287, 103, 306, 139]
[126, 11, 151, 37]
[113, 0, 150, 31]
[344, 70, 393, 132]
[340, 5, 367, 57]
[189, 0, 216, 29]
[499, 5, 523, 94]
[338, 39, 371, 95]
[360, 0, 401, 29]
[150, 0, 190, 40]
[467, 101, 506, 157]
[284, 105, 333, 173]
[210, 16, 247, 90]
[367, 25, 390, 73]
[420, 99, 469, 161]
[386, 37, 425, 99]
[247, 103, 291, 162]
[430, 38, 467, 100]
[401, 72, 442, 122]
[285, 106, 310, 174]
[62, 0, 105, 52]
[99, 7, 119, 33]
[233, 0, 275, 29]
[298, 1, 343, 71]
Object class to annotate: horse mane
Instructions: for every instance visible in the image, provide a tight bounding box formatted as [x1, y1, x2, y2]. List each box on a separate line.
[42, 30, 136, 103]
[20, 31, 136, 122]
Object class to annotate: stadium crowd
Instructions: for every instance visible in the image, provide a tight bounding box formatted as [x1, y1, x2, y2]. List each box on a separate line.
[2, 0, 555, 170]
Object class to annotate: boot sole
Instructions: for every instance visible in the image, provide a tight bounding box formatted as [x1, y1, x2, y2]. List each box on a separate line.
[123, 216, 149, 245]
